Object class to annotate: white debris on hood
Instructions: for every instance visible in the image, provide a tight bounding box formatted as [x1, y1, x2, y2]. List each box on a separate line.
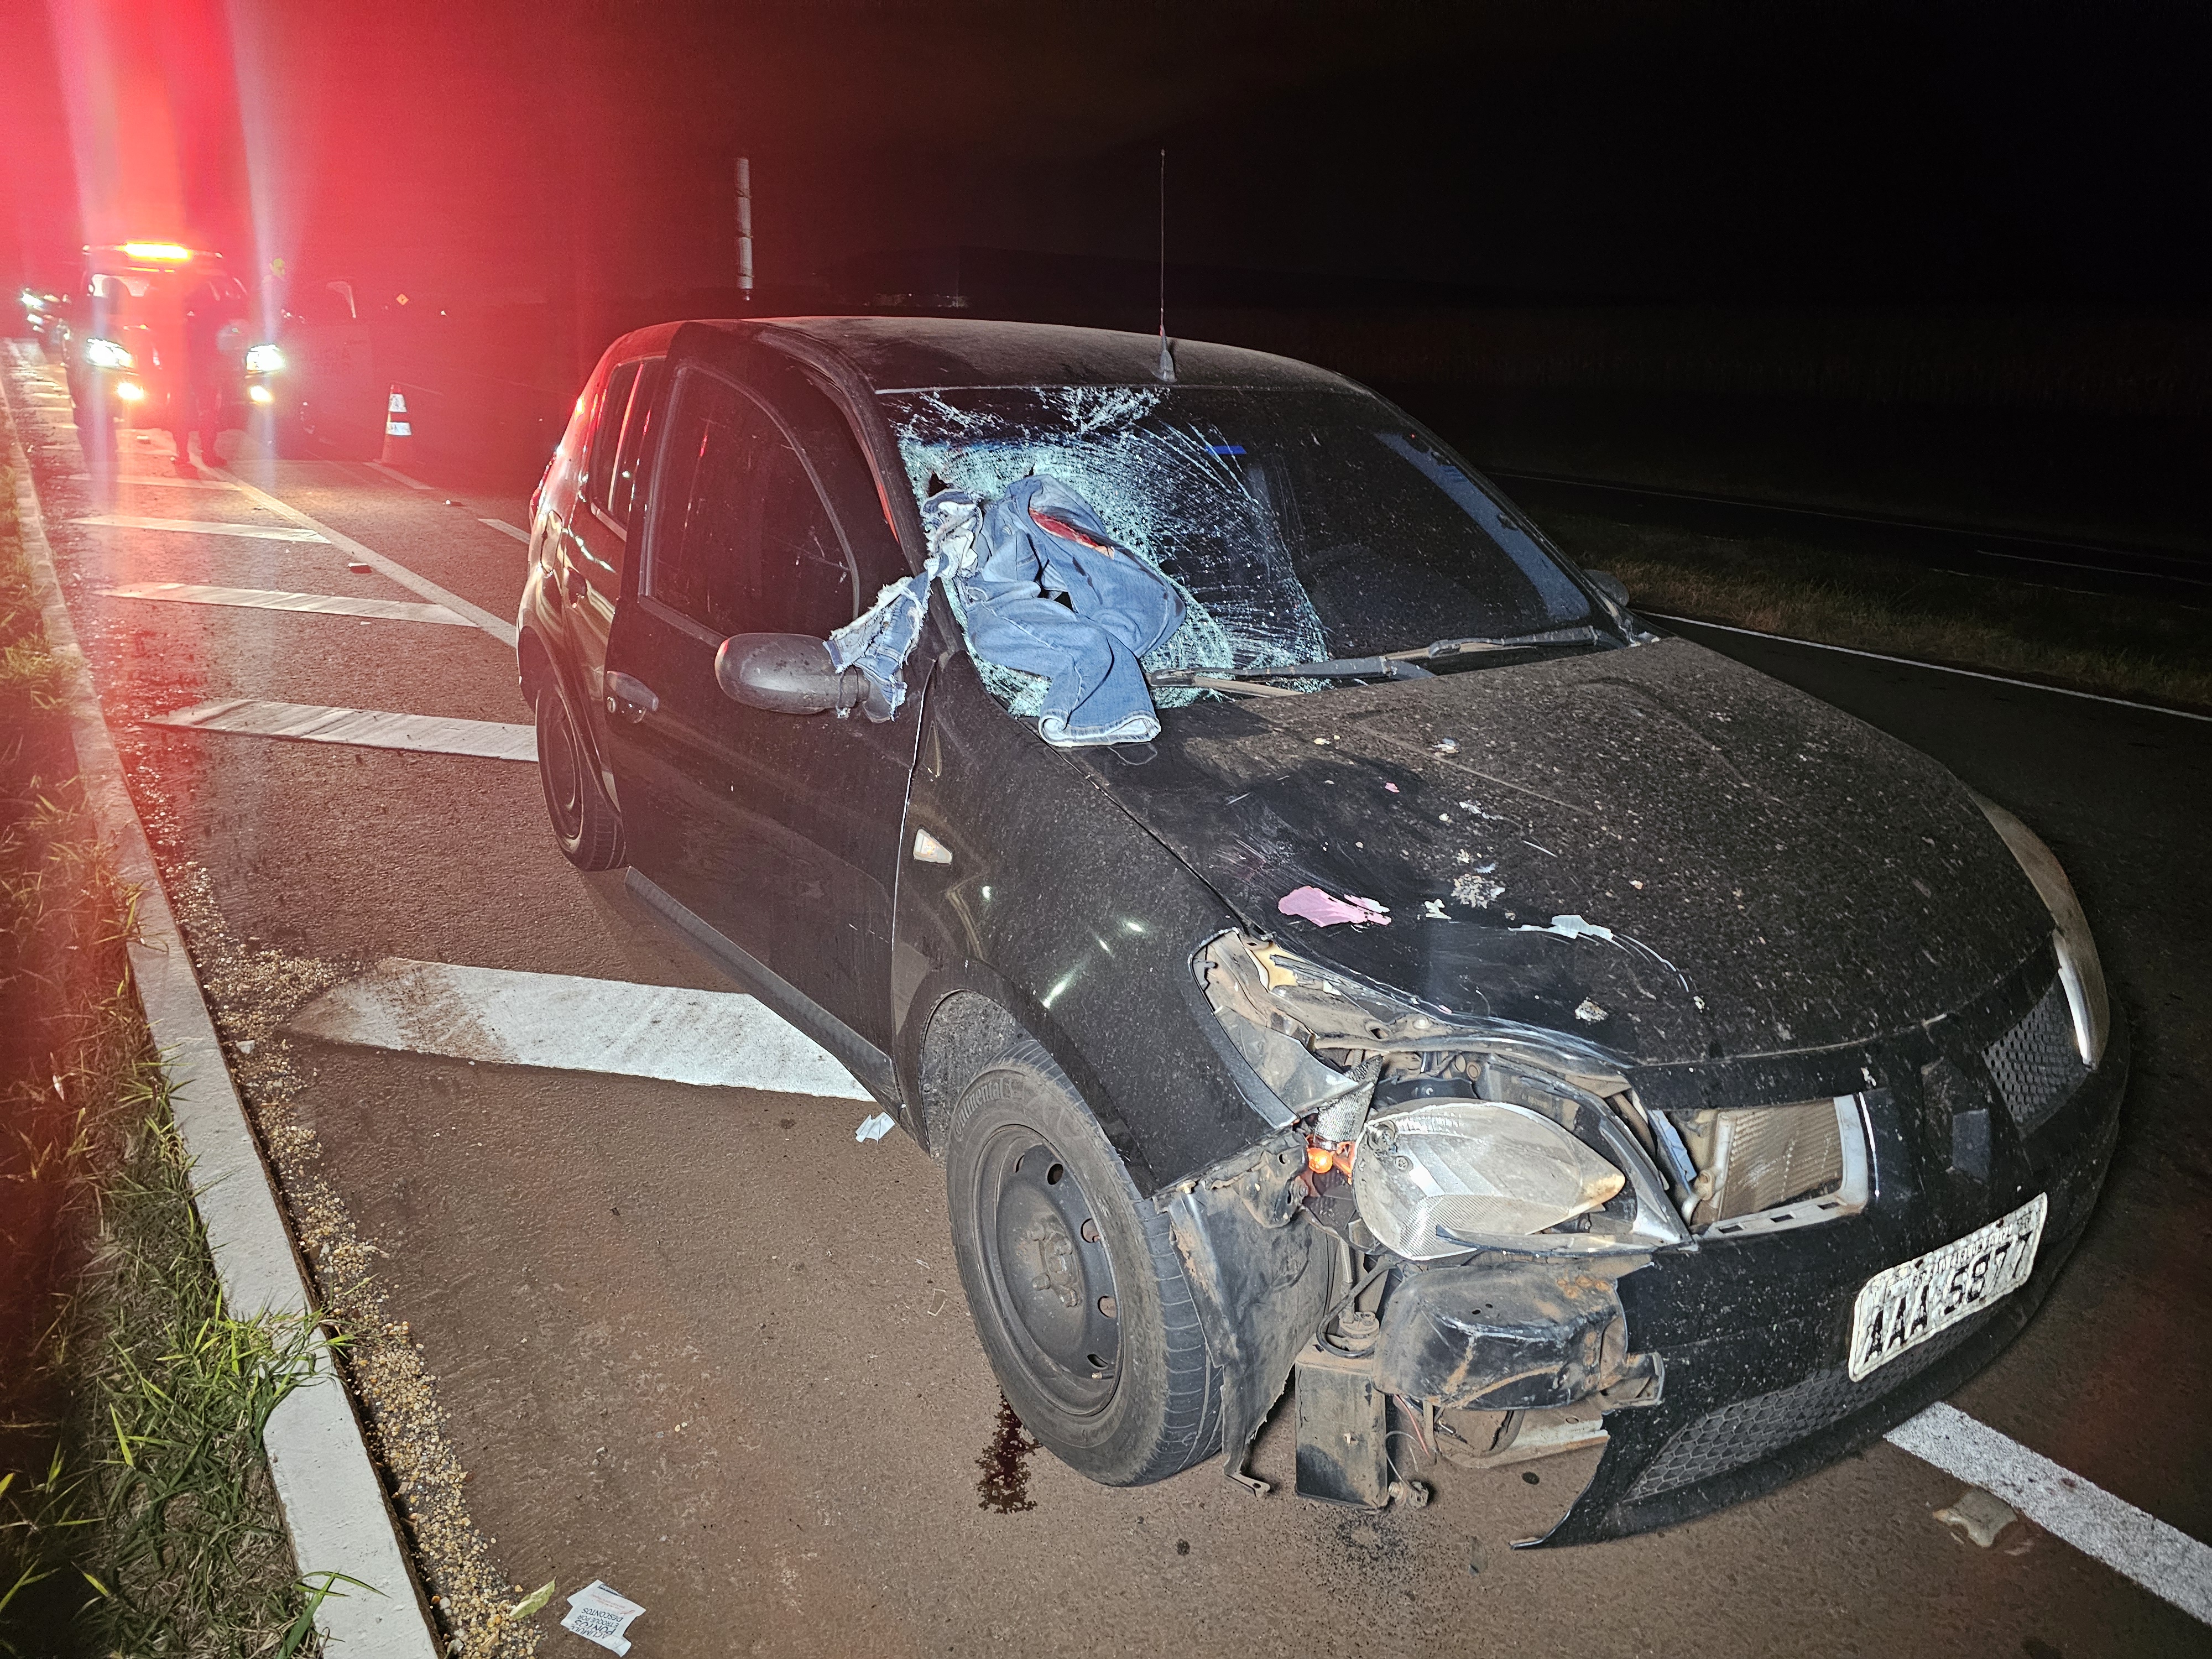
[1451, 872, 1505, 909]
[1574, 998, 1608, 1024]
[1514, 914, 1692, 992]
[1518, 913, 1614, 942]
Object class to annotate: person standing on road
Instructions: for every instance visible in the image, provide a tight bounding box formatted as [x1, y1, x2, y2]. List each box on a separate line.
[168, 276, 238, 468]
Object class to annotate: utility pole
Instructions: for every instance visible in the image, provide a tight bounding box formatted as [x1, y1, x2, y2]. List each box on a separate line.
[735, 157, 755, 300]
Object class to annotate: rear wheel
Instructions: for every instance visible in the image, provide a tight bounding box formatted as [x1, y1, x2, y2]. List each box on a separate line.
[534, 681, 624, 869]
[947, 1038, 1222, 1485]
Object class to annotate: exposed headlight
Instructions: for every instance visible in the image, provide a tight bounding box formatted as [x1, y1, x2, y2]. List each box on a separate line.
[114, 382, 145, 402]
[244, 343, 285, 374]
[84, 338, 133, 369]
[1354, 1100, 1626, 1260]
[1973, 794, 2109, 1066]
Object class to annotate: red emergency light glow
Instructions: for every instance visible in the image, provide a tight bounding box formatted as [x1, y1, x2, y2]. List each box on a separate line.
[121, 241, 194, 262]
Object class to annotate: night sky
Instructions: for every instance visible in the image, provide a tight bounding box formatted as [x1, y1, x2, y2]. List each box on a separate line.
[2, 1, 2206, 305]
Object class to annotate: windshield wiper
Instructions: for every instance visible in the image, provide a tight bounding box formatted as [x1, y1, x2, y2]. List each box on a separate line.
[1396, 624, 1602, 662]
[1146, 625, 1601, 690]
[1147, 655, 1435, 688]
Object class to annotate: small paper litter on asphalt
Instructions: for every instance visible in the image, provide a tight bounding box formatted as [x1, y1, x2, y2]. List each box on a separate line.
[560, 1580, 645, 1655]
[855, 1111, 897, 1142]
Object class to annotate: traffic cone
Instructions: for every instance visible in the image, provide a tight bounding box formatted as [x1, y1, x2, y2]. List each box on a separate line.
[380, 386, 415, 466]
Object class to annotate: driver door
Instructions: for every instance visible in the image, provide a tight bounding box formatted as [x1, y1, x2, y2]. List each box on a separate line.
[599, 345, 922, 1053]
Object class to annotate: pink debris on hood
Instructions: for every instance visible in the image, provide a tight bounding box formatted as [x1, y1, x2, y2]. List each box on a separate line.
[1277, 886, 1392, 927]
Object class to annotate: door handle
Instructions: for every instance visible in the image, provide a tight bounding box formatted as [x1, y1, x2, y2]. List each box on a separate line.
[606, 672, 660, 722]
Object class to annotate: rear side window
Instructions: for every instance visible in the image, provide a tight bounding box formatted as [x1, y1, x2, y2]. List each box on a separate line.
[583, 359, 641, 520]
[647, 368, 857, 639]
[604, 357, 665, 530]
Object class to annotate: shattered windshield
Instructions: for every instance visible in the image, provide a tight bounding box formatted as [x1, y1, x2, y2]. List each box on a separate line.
[879, 384, 1602, 714]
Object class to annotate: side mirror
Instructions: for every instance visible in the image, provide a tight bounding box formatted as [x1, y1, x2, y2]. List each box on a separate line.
[1585, 569, 1630, 608]
[714, 633, 868, 716]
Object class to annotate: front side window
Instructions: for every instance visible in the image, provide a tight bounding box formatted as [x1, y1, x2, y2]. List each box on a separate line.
[647, 368, 856, 640]
[584, 359, 641, 520]
[605, 357, 666, 529]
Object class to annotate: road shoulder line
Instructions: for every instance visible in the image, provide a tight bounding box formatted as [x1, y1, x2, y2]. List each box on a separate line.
[288, 957, 874, 1099]
[5, 380, 443, 1658]
[1650, 612, 2212, 723]
[101, 581, 473, 627]
[148, 698, 538, 761]
[211, 463, 520, 645]
[1888, 1403, 2212, 1624]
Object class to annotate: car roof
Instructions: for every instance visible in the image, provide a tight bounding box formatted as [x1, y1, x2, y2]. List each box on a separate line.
[671, 316, 1360, 395]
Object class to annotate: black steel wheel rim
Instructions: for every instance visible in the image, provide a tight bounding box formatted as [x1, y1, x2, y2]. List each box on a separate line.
[540, 695, 585, 840]
[975, 1125, 1123, 1416]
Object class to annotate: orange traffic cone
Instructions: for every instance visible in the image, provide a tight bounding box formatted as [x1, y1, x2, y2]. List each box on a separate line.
[380, 386, 415, 467]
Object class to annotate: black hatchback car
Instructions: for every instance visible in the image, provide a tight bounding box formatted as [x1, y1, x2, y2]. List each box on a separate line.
[515, 318, 2122, 1543]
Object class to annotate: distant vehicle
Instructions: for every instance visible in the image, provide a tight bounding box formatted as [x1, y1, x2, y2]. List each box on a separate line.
[19, 278, 68, 343]
[55, 243, 278, 462]
[517, 317, 2123, 1542]
[264, 278, 383, 458]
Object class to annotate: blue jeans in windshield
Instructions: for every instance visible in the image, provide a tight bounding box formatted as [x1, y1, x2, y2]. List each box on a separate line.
[956, 476, 1185, 746]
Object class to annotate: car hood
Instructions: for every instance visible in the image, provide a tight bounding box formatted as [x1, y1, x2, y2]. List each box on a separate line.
[1071, 638, 2048, 1069]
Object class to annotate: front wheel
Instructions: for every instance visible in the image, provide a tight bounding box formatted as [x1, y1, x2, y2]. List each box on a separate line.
[947, 1037, 1222, 1486]
[534, 681, 624, 869]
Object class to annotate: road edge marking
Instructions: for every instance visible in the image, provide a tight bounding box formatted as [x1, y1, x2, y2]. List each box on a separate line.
[1650, 612, 2212, 723]
[210, 463, 519, 646]
[3, 371, 444, 1659]
[366, 460, 434, 491]
[1888, 1402, 2212, 1625]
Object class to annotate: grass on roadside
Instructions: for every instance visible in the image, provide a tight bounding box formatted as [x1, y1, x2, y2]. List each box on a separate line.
[1538, 509, 2212, 714]
[1, 421, 333, 1655]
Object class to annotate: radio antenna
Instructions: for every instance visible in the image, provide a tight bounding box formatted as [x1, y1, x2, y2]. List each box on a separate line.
[1156, 147, 1175, 382]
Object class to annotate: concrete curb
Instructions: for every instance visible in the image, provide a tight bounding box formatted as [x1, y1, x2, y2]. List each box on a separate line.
[3, 350, 443, 1658]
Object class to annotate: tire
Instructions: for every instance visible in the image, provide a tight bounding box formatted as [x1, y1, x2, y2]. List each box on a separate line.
[534, 681, 624, 869]
[947, 1037, 1222, 1486]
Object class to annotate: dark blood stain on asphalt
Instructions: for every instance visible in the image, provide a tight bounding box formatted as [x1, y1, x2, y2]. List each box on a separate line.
[976, 1394, 1040, 1514]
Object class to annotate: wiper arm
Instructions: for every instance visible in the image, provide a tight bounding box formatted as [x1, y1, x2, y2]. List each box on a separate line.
[1147, 655, 1436, 687]
[1145, 625, 1604, 692]
[1390, 624, 1602, 662]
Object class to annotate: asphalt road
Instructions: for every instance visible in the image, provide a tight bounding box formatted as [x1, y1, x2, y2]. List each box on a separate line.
[7, 342, 2208, 1658]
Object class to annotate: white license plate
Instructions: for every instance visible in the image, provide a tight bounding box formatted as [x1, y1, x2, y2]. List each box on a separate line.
[1848, 1193, 2047, 1381]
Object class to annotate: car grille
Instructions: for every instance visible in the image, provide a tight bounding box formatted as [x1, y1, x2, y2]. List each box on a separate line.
[1984, 977, 2086, 1134]
[1627, 1311, 1992, 1502]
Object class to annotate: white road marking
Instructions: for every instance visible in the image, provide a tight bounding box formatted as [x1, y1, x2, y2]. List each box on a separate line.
[146, 698, 536, 761]
[366, 460, 433, 491]
[101, 582, 473, 627]
[210, 465, 520, 646]
[1889, 1403, 2212, 1625]
[73, 512, 326, 543]
[479, 517, 531, 544]
[286, 958, 874, 1100]
[69, 471, 243, 491]
[1652, 613, 2212, 724]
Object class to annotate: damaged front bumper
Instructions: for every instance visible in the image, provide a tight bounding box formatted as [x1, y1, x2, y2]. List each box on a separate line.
[1162, 930, 2128, 1543]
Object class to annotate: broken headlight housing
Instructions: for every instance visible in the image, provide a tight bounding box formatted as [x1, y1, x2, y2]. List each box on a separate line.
[1353, 1099, 1625, 1259]
[1194, 932, 1687, 1260]
[1973, 794, 2110, 1067]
